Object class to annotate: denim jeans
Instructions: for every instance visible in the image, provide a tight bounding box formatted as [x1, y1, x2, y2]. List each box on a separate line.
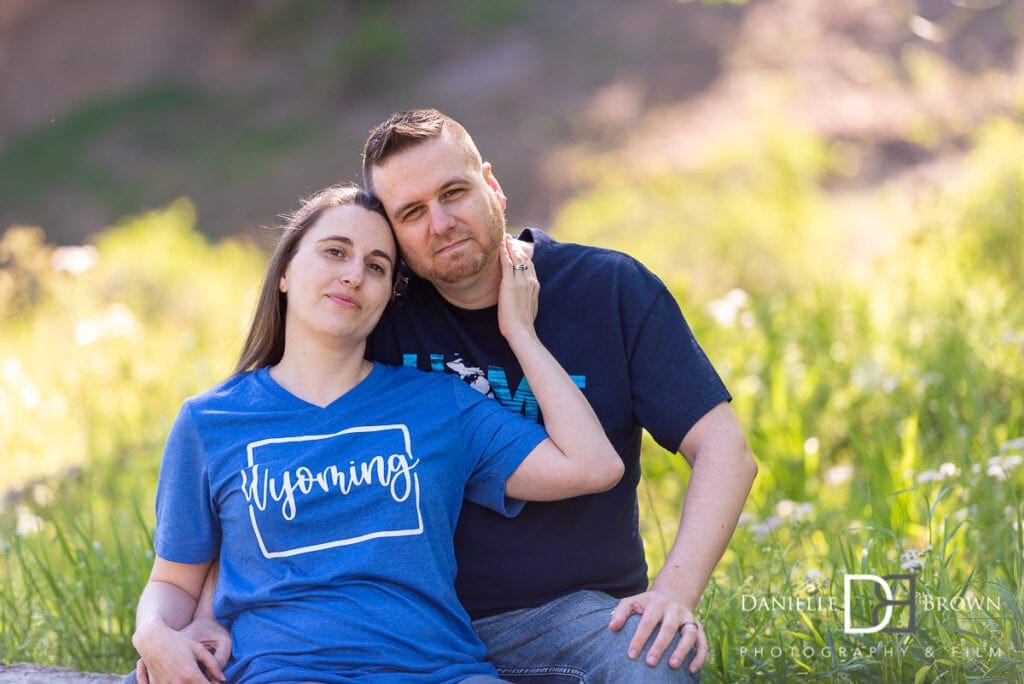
[472, 590, 700, 683]
[124, 670, 506, 683]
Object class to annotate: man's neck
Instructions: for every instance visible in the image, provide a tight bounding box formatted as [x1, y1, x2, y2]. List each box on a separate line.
[430, 237, 536, 310]
[433, 257, 502, 310]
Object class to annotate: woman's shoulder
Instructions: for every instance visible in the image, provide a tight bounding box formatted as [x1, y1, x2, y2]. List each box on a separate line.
[182, 370, 263, 412]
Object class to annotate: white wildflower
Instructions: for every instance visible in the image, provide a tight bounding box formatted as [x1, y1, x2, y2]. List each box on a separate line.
[51, 245, 99, 275]
[899, 548, 927, 573]
[750, 516, 781, 536]
[20, 384, 39, 409]
[15, 506, 44, 536]
[707, 288, 749, 327]
[986, 454, 1023, 479]
[2, 357, 26, 385]
[75, 303, 139, 346]
[825, 463, 854, 486]
[917, 462, 961, 484]
[805, 569, 829, 590]
[999, 437, 1024, 453]
[803, 437, 820, 456]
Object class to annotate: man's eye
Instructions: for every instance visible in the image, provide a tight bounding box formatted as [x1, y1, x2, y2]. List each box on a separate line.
[443, 188, 465, 200]
[403, 207, 424, 222]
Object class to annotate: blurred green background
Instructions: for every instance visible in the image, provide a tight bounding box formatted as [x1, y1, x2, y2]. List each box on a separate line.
[2, 0, 1023, 680]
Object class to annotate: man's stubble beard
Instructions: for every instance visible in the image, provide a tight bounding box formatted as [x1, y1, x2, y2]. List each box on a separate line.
[428, 205, 506, 286]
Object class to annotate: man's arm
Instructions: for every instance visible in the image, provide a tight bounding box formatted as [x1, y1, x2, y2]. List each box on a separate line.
[609, 401, 757, 672]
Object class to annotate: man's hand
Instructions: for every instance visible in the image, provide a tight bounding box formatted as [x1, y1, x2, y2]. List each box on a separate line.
[133, 618, 226, 683]
[608, 589, 708, 673]
[180, 616, 231, 671]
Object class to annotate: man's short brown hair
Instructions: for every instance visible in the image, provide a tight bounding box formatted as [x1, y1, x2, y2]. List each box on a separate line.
[362, 109, 482, 193]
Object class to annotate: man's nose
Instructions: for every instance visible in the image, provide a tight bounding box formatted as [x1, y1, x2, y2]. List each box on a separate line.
[427, 201, 456, 235]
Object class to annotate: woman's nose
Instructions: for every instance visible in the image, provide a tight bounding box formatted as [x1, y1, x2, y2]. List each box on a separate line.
[340, 261, 363, 287]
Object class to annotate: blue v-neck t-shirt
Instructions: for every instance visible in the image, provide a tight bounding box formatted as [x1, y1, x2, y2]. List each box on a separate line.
[153, 362, 547, 683]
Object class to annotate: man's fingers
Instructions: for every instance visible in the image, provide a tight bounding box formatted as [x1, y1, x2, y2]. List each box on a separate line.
[136, 659, 149, 684]
[627, 607, 663, 660]
[690, 624, 709, 673]
[193, 641, 226, 683]
[667, 623, 698, 669]
[208, 640, 231, 668]
[644, 617, 683, 666]
[608, 598, 638, 631]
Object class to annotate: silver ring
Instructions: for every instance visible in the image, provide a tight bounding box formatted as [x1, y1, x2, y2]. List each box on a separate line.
[681, 620, 698, 631]
[514, 264, 529, 271]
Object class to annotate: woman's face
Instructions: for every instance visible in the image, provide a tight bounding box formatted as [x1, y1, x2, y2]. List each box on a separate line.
[279, 204, 397, 346]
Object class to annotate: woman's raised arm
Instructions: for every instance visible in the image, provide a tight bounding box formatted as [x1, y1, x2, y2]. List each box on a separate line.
[496, 235, 623, 500]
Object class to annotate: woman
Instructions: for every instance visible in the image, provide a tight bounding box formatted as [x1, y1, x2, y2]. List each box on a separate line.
[131, 184, 622, 683]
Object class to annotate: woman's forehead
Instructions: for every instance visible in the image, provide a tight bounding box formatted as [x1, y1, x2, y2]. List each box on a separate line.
[307, 205, 396, 252]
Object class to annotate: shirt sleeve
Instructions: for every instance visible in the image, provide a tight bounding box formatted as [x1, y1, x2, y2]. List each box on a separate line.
[451, 379, 548, 517]
[153, 401, 221, 563]
[627, 273, 732, 453]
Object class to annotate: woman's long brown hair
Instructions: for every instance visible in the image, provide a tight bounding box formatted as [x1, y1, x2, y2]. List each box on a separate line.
[232, 184, 390, 376]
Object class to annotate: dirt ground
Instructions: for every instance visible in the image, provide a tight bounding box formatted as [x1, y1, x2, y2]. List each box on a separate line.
[0, 663, 120, 683]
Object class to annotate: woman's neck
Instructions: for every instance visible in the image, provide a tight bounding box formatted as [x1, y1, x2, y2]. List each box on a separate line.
[269, 337, 372, 408]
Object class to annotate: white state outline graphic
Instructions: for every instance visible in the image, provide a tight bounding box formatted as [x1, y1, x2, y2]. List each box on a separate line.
[244, 424, 423, 558]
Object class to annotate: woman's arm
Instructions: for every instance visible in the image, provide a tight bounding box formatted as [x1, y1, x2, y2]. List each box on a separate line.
[133, 557, 226, 683]
[497, 235, 624, 500]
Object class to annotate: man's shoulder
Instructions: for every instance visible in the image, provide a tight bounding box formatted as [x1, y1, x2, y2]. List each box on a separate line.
[526, 228, 666, 305]
[526, 227, 652, 274]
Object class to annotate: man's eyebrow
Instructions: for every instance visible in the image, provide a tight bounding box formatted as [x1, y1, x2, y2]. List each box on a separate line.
[392, 177, 467, 218]
[316, 235, 394, 265]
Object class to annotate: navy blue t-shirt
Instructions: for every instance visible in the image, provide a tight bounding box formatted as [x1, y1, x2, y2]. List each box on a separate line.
[367, 228, 731, 618]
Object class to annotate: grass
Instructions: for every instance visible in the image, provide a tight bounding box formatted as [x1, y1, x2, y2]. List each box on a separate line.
[2, 116, 1023, 680]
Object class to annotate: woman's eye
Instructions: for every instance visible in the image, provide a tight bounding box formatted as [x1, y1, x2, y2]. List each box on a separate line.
[324, 246, 345, 258]
[367, 262, 386, 275]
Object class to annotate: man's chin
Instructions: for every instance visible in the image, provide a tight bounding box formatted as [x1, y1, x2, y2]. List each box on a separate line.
[423, 255, 490, 285]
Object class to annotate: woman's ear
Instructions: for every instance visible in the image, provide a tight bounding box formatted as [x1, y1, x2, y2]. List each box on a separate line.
[279, 274, 288, 293]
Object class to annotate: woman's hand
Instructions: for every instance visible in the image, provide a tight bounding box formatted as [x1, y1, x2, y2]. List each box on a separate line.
[497, 234, 540, 346]
[133, 618, 225, 683]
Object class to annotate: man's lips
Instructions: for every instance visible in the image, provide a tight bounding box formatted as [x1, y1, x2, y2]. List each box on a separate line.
[434, 238, 470, 256]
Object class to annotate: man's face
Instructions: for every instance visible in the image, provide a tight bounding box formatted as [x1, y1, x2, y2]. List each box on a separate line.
[370, 133, 507, 286]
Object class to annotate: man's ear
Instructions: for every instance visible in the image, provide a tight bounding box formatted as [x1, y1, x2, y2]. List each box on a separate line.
[482, 162, 507, 211]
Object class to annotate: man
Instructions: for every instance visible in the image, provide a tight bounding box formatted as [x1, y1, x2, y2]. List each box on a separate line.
[362, 109, 756, 681]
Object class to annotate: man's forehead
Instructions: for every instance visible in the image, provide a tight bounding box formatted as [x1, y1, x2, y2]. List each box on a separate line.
[372, 137, 480, 201]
